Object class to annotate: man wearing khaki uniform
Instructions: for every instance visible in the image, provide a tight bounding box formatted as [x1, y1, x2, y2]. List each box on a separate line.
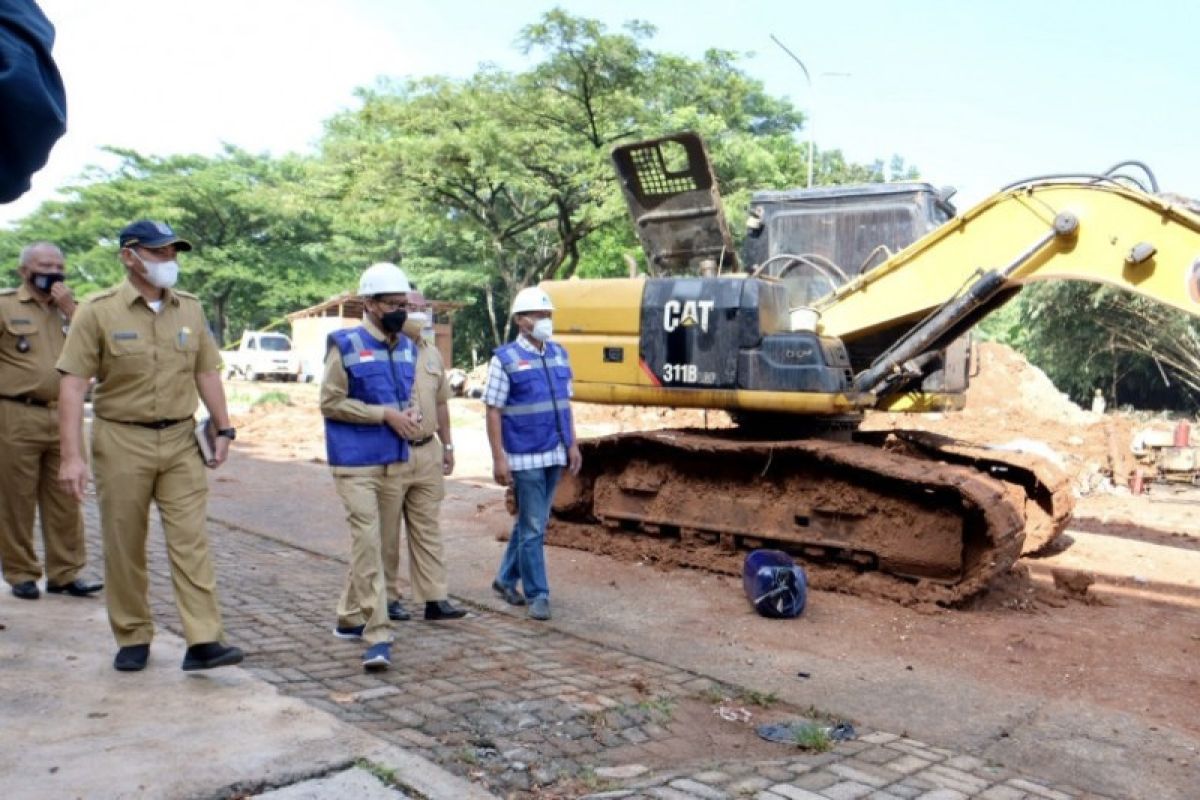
[57, 220, 243, 673]
[383, 292, 466, 621]
[322, 262, 423, 672]
[0, 242, 101, 601]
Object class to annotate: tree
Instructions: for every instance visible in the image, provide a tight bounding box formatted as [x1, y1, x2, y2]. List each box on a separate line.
[981, 282, 1200, 412]
[320, 11, 859, 346]
[0, 146, 344, 345]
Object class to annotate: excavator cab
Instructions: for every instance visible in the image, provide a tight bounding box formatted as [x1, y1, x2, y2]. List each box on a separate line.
[577, 132, 968, 408]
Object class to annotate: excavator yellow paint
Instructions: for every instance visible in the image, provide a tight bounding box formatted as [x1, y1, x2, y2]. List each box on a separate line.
[817, 183, 1200, 341]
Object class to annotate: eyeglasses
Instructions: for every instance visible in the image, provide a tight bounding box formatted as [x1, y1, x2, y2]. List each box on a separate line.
[373, 299, 411, 312]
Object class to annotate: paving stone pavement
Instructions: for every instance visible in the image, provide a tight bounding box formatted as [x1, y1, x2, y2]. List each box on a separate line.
[83, 503, 1115, 800]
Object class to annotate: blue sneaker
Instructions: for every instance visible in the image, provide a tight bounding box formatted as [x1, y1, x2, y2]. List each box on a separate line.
[362, 642, 391, 672]
[528, 596, 551, 621]
[332, 624, 365, 640]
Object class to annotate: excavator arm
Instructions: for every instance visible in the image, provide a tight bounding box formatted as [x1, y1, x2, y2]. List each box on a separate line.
[819, 181, 1200, 399]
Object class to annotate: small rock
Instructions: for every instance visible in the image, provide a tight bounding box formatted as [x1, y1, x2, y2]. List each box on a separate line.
[595, 764, 649, 779]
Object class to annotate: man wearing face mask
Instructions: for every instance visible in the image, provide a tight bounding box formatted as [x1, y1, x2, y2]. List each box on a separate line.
[320, 262, 423, 671]
[56, 220, 243, 673]
[484, 287, 582, 622]
[381, 290, 467, 622]
[0, 242, 101, 601]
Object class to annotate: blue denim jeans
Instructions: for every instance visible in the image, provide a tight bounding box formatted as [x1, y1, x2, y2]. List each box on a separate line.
[497, 465, 562, 601]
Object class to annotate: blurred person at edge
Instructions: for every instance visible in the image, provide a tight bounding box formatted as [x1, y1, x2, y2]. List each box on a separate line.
[0, 0, 67, 203]
[484, 287, 582, 622]
[56, 220, 243, 674]
[382, 289, 467, 623]
[320, 262, 422, 672]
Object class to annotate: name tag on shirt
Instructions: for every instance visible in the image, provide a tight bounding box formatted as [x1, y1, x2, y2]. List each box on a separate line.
[114, 331, 139, 340]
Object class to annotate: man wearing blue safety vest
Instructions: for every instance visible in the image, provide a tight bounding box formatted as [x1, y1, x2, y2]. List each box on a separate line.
[484, 287, 582, 621]
[320, 262, 422, 671]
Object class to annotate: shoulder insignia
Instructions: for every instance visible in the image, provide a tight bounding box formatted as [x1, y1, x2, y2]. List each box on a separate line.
[174, 289, 199, 301]
[0, 287, 16, 296]
[88, 288, 120, 303]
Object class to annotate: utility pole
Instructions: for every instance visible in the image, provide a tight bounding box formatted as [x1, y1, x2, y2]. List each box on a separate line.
[770, 35, 814, 188]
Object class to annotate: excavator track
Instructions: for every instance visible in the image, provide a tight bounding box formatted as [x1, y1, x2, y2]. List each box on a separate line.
[871, 430, 1075, 555]
[548, 429, 1032, 605]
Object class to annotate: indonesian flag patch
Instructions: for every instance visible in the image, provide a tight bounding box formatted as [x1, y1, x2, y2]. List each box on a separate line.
[515, 360, 533, 371]
[358, 350, 376, 362]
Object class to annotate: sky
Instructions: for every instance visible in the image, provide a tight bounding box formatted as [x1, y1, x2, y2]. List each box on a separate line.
[4, 0, 1197, 227]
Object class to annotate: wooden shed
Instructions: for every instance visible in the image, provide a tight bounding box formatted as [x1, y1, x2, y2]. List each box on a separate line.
[286, 293, 463, 381]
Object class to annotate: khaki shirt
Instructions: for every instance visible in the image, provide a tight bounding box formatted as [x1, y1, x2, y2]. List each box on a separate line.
[56, 279, 220, 422]
[411, 338, 449, 440]
[0, 284, 68, 403]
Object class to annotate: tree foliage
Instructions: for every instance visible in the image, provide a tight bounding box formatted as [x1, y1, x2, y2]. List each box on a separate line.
[980, 282, 1200, 412]
[0, 146, 344, 346]
[1, 9, 919, 364]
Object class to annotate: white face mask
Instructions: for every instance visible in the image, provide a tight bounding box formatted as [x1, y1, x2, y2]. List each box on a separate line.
[133, 251, 179, 289]
[531, 317, 553, 342]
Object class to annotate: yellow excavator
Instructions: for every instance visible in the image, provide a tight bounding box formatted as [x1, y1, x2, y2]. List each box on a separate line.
[540, 132, 1200, 604]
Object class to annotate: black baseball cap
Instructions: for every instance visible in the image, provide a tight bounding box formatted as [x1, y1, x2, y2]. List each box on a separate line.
[119, 219, 193, 251]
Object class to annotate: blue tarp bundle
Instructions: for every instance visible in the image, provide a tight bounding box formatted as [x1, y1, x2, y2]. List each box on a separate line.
[742, 549, 808, 618]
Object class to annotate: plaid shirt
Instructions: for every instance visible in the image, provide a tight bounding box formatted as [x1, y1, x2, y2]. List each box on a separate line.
[483, 335, 571, 471]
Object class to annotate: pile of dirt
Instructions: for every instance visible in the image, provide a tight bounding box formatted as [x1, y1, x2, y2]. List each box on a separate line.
[232, 398, 326, 463]
[863, 342, 1125, 493]
[961, 342, 1094, 424]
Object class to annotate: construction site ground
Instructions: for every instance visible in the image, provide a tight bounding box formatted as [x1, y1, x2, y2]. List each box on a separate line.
[4, 342, 1194, 799]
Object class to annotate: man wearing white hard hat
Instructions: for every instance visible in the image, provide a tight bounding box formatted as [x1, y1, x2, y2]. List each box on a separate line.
[320, 262, 422, 671]
[483, 286, 582, 621]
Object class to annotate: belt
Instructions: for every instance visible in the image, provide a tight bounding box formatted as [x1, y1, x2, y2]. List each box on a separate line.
[98, 416, 191, 430]
[410, 434, 435, 447]
[0, 393, 55, 409]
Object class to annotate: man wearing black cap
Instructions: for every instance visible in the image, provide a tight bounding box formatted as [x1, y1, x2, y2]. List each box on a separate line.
[55, 220, 244, 673]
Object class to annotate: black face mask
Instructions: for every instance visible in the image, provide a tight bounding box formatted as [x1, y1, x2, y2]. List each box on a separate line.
[380, 309, 408, 334]
[31, 273, 65, 293]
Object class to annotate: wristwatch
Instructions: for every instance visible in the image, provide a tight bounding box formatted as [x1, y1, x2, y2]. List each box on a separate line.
[443, 443, 454, 452]
[216, 427, 237, 441]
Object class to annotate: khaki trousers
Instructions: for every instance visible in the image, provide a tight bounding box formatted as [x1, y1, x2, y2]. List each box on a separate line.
[383, 441, 449, 605]
[333, 467, 403, 645]
[0, 401, 85, 586]
[92, 418, 223, 647]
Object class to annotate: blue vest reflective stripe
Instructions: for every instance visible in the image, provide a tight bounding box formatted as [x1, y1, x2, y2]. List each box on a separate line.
[324, 327, 415, 467]
[495, 340, 574, 455]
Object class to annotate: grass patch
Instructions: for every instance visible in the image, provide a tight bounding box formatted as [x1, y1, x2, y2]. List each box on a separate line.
[791, 722, 833, 752]
[698, 684, 732, 704]
[632, 695, 676, 719]
[354, 759, 400, 785]
[739, 688, 778, 708]
[251, 390, 292, 408]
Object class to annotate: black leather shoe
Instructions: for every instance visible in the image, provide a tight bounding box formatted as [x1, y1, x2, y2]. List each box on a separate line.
[11, 581, 39, 600]
[491, 579, 525, 607]
[424, 600, 467, 620]
[182, 642, 244, 671]
[387, 600, 411, 621]
[114, 644, 150, 672]
[46, 578, 103, 597]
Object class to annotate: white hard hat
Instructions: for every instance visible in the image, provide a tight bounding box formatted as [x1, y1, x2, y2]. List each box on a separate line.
[358, 262, 411, 296]
[511, 286, 554, 316]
